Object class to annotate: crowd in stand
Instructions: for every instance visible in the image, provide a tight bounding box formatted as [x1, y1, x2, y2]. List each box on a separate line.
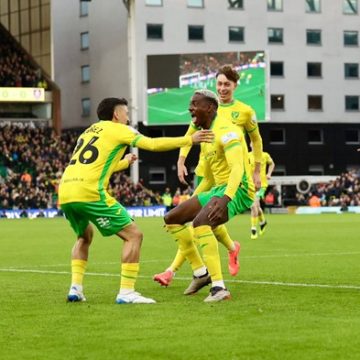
[0, 125, 167, 211]
[180, 52, 263, 77]
[1, 124, 360, 212]
[0, 32, 47, 88]
[296, 170, 360, 208]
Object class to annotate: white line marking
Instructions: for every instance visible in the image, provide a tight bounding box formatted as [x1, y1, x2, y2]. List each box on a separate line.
[7, 251, 360, 269]
[1, 268, 359, 291]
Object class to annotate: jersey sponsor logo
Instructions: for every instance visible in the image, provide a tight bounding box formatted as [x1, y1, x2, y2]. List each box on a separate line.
[231, 111, 240, 119]
[221, 132, 239, 144]
[96, 217, 111, 228]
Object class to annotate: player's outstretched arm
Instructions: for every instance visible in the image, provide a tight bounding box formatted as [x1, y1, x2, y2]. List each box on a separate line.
[134, 130, 213, 152]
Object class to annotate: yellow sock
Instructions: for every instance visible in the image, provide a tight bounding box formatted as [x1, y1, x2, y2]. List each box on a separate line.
[71, 259, 87, 285]
[194, 225, 223, 282]
[166, 224, 205, 271]
[169, 249, 186, 272]
[213, 224, 234, 251]
[258, 212, 265, 224]
[120, 263, 139, 291]
[251, 216, 258, 228]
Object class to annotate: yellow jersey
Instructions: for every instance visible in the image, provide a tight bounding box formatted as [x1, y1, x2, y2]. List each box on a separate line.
[195, 114, 254, 200]
[180, 99, 262, 178]
[59, 121, 193, 206]
[248, 151, 274, 188]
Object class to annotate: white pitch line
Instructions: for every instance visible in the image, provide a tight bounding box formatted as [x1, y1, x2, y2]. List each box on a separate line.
[0, 268, 359, 291]
[7, 251, 360, 269]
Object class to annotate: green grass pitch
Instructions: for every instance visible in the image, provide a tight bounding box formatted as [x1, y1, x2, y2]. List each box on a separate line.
[147, 67, 266, 125]
[1, 214, 359, 360]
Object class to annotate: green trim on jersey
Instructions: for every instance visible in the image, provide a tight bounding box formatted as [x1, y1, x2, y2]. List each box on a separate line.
[246, 126, 258, 134]
[98, 144, 125, 201]
[190, 122, 201, 130]
[131, 135, 143, 147]
[194, 175, 203, 188]
[219, 101, 235, 107]
[224, 142, 241, 152]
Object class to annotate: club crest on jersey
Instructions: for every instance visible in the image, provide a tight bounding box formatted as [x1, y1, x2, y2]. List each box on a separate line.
[231, 111, 240, 119]
[221, 132, 239, 144]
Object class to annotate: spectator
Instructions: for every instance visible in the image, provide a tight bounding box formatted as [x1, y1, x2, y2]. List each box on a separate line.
[308, 193, 321, 207]
[162, 187, 173, 212]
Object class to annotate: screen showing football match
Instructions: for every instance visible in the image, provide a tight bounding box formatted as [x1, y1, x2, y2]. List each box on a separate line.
[146, 50, 269, 125]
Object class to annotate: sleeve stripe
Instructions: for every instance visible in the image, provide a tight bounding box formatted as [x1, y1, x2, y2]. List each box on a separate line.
[130, 135, 143, 147]
[246, 126, 258, 134]
[224, 142, 241, 152]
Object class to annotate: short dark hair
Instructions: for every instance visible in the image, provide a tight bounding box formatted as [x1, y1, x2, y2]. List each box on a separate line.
[216, 65, 239, 83]
[97, 97, 128, 120]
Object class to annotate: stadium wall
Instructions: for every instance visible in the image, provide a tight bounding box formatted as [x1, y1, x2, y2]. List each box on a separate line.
[52, 0, 129, 128]
[137, 122, 360, 192]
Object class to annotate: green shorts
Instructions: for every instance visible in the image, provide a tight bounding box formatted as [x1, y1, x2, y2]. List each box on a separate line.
[256, 187, 267, 199]
[61, 200, 133, 237]
[197, 184, 254, 219]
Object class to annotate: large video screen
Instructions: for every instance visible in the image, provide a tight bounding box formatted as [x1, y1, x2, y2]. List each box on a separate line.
[146, 51, 269, 125]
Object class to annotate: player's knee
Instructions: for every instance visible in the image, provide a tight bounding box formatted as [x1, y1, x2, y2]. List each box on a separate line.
[164, 211, 176, 225]
[79, 225, 93, 245]
[192, 214, 207, 228]
[131, 227, 143, 245]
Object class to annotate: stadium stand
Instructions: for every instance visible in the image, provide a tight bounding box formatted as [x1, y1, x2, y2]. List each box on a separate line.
[295, 171, 360, 207]
[0, 25, 47, 88]
[0, 125, 162, 210]
[0, 23, 61, 133]
[1, 124, 359, 211]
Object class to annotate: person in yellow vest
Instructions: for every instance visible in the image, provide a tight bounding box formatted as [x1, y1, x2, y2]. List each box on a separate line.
[162, 187, 173, 212]
[248, 144, 275, 239]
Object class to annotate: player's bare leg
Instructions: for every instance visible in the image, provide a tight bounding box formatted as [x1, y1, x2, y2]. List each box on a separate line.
[68, 224, 93, 302]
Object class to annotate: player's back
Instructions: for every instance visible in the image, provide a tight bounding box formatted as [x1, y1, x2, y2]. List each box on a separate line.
[59, 121, 130, 204]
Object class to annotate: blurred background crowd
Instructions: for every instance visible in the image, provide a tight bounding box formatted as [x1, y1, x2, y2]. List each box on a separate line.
[1, 124, 359, 213]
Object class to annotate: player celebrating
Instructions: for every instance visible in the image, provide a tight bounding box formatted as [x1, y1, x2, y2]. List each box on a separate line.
[164, 90, 255, 302]
[153, 65, 262, 287]
[249, 146, 275, 239]
[59, 97, 213, 304]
